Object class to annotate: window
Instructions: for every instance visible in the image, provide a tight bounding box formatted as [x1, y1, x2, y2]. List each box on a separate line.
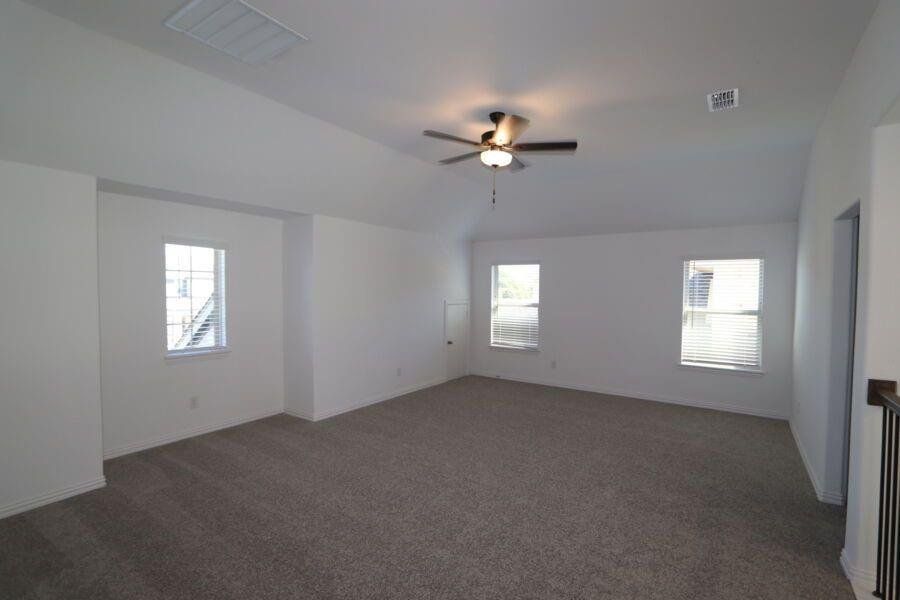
[491, 264, 540, 350]
[681, 258, 763, 371]
[165, 242, 226, 356]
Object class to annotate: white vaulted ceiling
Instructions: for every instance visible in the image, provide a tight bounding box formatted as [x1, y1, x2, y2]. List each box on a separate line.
[16, 0, 879, 239]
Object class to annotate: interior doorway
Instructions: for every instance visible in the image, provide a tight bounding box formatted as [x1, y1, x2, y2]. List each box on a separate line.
[444, 301, 469, 380]
[831, 204, 860, 505]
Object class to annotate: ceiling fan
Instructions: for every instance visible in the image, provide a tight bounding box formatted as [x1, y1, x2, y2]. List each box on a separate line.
[423, 112, 577, 172]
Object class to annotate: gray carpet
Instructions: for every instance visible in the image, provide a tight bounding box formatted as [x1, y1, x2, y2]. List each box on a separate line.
[0, 376, 852, 599]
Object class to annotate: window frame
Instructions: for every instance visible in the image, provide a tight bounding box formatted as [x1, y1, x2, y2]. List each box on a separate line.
[489, 261, 541, 352]
[162, 236, 229, 360]
[678, 255, 765, 374]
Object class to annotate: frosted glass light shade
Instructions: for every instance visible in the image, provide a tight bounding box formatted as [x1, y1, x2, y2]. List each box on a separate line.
[480, 149, 513, 167]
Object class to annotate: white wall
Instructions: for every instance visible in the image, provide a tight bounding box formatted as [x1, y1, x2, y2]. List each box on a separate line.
[283, 215, 316, 419]
[0, 0, 481, 459]
[0, 159, 104, 518]
[0, 0, 482, 238]
[471, 223, 797, 419]
[790, 0, 900, 590]
[98, 193, 284, 458]
[843, 121, 900, 591]
[282, 215, 470, 421]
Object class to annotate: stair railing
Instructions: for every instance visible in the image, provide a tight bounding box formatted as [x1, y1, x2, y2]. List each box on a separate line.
[869, 379, 900, 599]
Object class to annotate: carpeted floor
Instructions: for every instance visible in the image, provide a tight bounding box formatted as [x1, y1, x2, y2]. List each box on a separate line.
[0, 376, 852, 599]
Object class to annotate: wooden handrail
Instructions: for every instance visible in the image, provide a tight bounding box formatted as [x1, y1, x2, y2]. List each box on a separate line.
[870, 379, 900, 414]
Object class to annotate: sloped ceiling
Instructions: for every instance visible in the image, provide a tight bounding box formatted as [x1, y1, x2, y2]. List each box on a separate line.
[18, 0, 880, 239]
[0, 1, 485, 238]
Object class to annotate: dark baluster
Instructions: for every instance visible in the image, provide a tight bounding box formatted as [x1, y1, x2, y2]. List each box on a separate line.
[884, 411, 895, 600]
[889, 411, 895, 600]
[878, 406, 888, 597]
[894, 412, 900, 599]
[885, 411, 900, 600]
[869, 381, 900, 599]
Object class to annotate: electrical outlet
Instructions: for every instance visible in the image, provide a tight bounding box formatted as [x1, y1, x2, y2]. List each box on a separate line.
[396, 367, 402, 377]
[551, 360, 557, 369]
[189, 395, 199, 410]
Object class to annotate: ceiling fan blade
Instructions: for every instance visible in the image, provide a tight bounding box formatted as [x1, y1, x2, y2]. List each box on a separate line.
[510, 154, 529, 172]
[423, 130, 482, 146]
[491, 114, 530, 145]
[512, 141, 578, 153]
[439, 151, 481, 165]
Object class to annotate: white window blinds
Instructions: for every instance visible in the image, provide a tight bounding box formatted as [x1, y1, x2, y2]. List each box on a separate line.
[681, 258, 763, 370]
[491, 264, 540, 350]
[165, 242, 227, 355]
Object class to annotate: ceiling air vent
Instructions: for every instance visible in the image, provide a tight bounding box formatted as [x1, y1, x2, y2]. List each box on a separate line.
[165, 0, 307, 65]
[707, 88, 739, 112]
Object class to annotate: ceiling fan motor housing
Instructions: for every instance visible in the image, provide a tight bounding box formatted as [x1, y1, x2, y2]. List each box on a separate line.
[424, 111, 576, 171]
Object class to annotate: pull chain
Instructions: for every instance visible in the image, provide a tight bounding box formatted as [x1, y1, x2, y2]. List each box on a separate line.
[491, 166, 497, 209]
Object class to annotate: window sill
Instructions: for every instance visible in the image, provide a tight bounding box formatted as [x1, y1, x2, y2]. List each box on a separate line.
[165, 347, 230, 362]
[678, 362, 764, 376]
[489, 344, 540, 353]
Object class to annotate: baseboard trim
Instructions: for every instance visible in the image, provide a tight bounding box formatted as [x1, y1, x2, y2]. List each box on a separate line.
[0, 476, 107, 520]
[817, 489, 846, 505]
[789, 420, 846, 505]
[288, 377, 448, 422]
[284, 407, 315, 421]
[841, 548, 876, 599]
[103, 408, 283, 459]
[469, 371, 789, 420]
[313, 377, 448, 421]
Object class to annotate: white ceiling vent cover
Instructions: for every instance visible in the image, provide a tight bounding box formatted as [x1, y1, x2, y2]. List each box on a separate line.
[165, 0, 307, 65]
[707, 88, 740, 112]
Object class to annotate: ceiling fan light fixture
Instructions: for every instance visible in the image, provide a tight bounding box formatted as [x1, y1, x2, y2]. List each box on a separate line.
[480, 149, 513, 167]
